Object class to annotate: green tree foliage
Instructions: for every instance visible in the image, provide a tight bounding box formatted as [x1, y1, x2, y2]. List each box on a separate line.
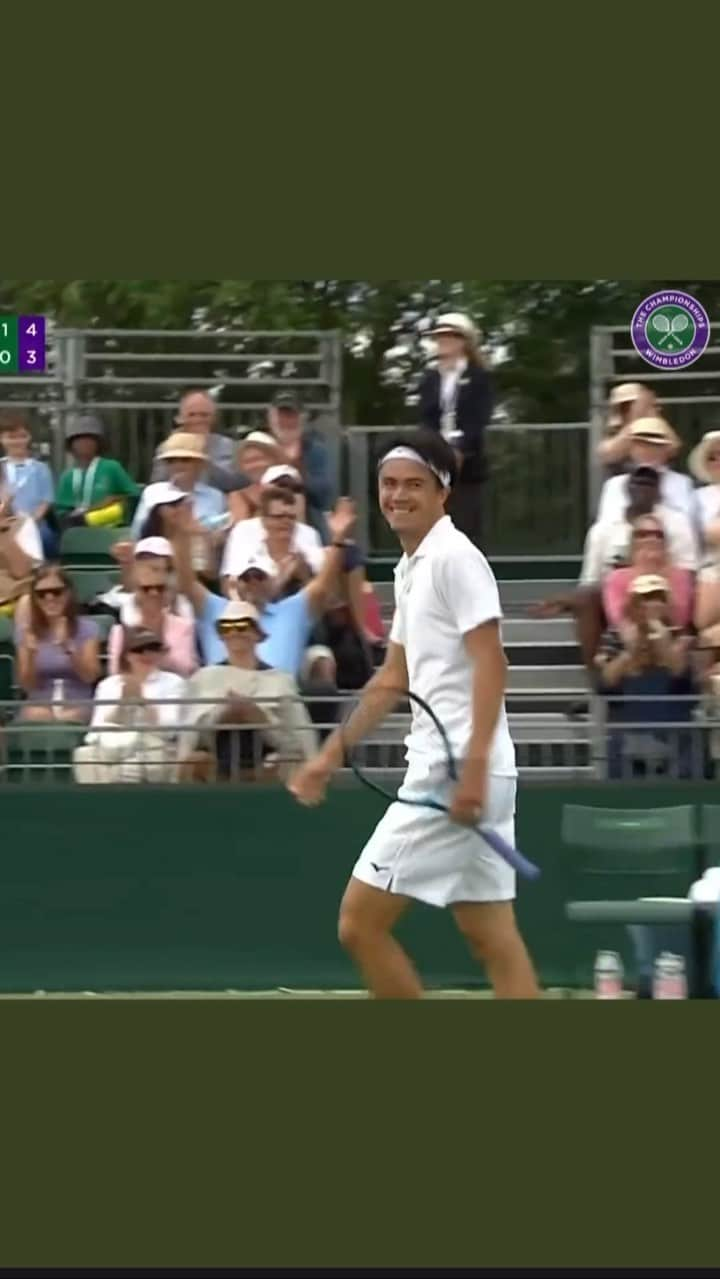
[2, 279, 720, 424]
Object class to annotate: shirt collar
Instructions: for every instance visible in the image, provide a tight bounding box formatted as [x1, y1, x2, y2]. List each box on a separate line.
[394, 516, 452, 576]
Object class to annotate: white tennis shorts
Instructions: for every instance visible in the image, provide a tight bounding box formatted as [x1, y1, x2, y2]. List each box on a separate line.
[352, 755, 517, 909]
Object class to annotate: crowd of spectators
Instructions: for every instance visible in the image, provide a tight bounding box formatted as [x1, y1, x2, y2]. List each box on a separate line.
[0, 392, 386, 783]
[535, 382, 720, 778]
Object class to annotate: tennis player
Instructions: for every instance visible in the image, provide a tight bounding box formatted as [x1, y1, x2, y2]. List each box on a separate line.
[289, 430, 540, 999]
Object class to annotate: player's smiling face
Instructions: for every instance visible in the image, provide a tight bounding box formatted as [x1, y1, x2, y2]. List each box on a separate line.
[379, 459, 444, 537]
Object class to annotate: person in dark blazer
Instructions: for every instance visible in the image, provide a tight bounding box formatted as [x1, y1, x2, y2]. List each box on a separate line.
[418, 312, 493, 546]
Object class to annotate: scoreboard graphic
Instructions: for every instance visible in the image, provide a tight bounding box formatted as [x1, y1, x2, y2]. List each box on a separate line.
[0, 316, 46, 374]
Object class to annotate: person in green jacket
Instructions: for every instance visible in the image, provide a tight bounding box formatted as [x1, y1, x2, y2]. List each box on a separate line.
[56, 415, 140, 529]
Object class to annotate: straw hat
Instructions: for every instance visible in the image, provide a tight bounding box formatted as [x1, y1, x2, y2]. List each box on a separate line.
[157, 432, 208, 462]
[427, 312, 479, 344]
[607, 383, 650, 428]
[630, 574, 669, 597]
[688, 431, 720, 484]
[627, 417, 678, 448]
[238, 431, 282, 458]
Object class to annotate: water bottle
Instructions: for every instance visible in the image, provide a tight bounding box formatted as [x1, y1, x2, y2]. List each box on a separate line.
[652, 952, 688, 1000]
[52, 679, 65, 720]
[594, 950, 624, 999]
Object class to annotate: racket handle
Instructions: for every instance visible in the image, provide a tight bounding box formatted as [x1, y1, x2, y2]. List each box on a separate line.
[479, 825, 541, 881]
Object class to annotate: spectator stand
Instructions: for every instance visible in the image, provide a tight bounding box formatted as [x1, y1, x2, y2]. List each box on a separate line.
[0, 327, 343, 483]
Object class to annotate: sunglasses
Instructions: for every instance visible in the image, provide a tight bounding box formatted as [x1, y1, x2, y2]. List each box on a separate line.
[138, 583, 167, 596]
[35, 586, 66, 599]
[217, 620, 257, 635]
[635, 529, 664, 540]
[130, 643, 164, 655]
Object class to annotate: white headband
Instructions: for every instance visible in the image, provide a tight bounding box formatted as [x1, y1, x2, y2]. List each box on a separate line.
[378, 446, 451, 489]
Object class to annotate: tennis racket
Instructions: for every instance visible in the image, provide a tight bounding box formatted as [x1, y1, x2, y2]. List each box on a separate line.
[341, 687, 541, 881]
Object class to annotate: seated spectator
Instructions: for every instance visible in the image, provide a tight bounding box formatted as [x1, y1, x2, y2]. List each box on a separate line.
[133, 433, 227, 540]
[581, 464, 698, 585]
[151, 389, 251, 495]
[602, 515, 695, 633]
[0, 410, 56, 558]
[132, 475, 222, 581]
[594, 575, 698, 779]
[103, 536, 195, 622]
[267, 392, 335, 540]
[222, 482, 326, 584]
[689, 430, 720, 559]
[179, 599, 318, 782]
[166, 498, 356, 713]
[535, 464, 697, 676]
[597, 384, 665, 469]
[73, 627, 186, 784]
[107, 557, 198, 677]
[596, 417, 696, 524]
[0, 494, 43, 617]
[228, 431, 285, 522]
[15, 566, 100, 722]
[55, 415, 139, 530]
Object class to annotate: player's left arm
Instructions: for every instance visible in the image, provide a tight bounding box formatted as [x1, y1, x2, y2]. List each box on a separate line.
[437, 553, 506, 825]
[451, 621, 507, 824]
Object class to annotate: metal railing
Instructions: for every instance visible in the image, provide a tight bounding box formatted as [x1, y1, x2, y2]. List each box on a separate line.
[2, 691, 719, 786]
[0, 327, 343, 474]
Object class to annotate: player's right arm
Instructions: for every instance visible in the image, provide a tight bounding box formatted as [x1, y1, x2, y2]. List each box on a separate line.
[287, 638, 407, 807]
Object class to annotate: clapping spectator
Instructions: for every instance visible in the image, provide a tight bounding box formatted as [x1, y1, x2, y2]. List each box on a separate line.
[73, 627, 186, 784]
[15, 566, 100, 722]
[151, 389, 251, 496]
[168, 496, 356, 695]
[55, 416, 139, 530]
[180, 599, 318, 782]
[595, 575, 697, 779]
[267, 392, 335, 540]
[581, 464, 698, 586]
[602, 515, 694, 633]
[596, 418, 696, 522]
[229, 432, 285, 522]
[0, 491, 43, 617]
[418, 312, 493, 546]
[0, 410, 56, 558]
[106, 557, 198, 677]
[102, 536, 195, 623]
[222, 479, 325, 584]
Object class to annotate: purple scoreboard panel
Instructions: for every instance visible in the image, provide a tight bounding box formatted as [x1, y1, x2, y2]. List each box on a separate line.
[0, 316, 47, 373]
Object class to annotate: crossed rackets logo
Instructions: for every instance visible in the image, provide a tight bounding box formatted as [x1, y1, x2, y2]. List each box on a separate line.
[650, 306, 692, 351]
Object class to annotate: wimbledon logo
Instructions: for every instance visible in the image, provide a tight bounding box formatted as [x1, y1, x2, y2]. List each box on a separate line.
[631, 290, 710, 369]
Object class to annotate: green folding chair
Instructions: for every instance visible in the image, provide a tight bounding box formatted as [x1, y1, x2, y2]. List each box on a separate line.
[562, 804, 699, 996]
[1, 723, 86, 785]
[60, 526, 131, 567]
[65, 568, 121, 607]
[0, 616, 16, 713]
[697, 805, 720, 870]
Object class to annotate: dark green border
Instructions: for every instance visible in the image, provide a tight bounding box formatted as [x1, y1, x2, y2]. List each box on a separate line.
[3, 1, 719, 1269]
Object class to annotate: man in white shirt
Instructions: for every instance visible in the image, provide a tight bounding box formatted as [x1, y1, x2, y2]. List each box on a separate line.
[596, 418, 697, 523]
[222, 473, 325, 582]
[580, 464, 699, 586]
[288, 430, 539, 1000]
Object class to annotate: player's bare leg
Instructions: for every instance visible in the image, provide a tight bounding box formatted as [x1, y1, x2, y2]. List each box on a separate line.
[451, 901, 541, 998]
[338, 878, 422, 999]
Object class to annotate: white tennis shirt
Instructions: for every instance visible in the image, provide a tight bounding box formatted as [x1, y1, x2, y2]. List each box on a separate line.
[390, 515, 517, 778]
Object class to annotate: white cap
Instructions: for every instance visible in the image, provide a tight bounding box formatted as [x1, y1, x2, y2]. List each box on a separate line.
[427, 312, 479, 343]
[218, 598, 266, 631]
[140, 481, 189, 510]
[261, 464, 302, 486]
[238, 431, 281, 454]
[134, 536, 173, 559]
[233, 552, 274, 579]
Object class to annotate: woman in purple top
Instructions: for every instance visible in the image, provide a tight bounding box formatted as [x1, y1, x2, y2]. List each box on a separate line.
[15, 565, 101, 722]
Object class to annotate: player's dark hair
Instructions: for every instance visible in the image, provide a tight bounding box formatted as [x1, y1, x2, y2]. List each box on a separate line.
[379, 429, 458, 489]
